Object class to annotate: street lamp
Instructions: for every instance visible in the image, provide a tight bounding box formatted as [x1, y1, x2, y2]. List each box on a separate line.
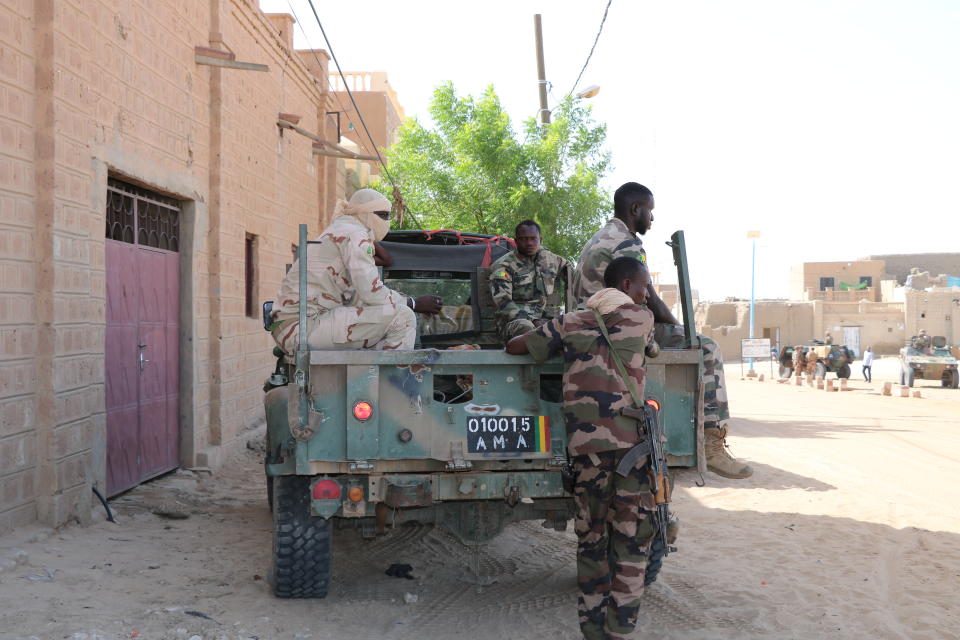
[747, 230, 761, 372]
[576, 85, 601, 99]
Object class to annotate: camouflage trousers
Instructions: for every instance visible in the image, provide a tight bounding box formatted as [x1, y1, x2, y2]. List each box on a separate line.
[273, 304, 416, 352]
[701, 335, 730, 430]
[654, 325, 729, 431]
[572, 449, 656, 640]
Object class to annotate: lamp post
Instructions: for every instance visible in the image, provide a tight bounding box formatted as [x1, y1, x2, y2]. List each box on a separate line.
[747, 230, 761, 372]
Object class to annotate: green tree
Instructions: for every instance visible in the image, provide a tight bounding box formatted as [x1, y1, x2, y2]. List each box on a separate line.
[376, 82, 611, 260]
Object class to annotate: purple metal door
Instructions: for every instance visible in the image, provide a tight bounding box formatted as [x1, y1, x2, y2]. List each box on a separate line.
[105, 180, 181, 496]
[105, 241, 141, 495]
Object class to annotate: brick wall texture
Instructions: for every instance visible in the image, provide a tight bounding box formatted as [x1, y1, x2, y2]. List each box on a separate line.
[0, 0, 345, 535]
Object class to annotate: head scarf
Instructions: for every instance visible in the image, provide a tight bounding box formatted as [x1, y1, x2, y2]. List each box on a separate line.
[586, 287, 635, 316]
[334, 188, 393, 241]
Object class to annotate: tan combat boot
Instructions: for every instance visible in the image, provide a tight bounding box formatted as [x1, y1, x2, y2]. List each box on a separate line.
[705, 425, 753, 479]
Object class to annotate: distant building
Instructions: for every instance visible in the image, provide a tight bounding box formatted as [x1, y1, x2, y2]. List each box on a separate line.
[789, 260, 886, 302]
[864, 252, 960, 285]
[329, 72, 405, 174]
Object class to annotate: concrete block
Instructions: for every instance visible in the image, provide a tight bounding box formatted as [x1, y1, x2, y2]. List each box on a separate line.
[912, 390, 922, 398]
[840, 378, 849, 391]
[825, 379, 836, 392]
[794, 376, 803, 386]
[882, 382, 892, 396]
[816, 379, 824, 389]
[758, 374, 765, 382]
[807, 376, 815, 387]
[899, 385, 910, 398]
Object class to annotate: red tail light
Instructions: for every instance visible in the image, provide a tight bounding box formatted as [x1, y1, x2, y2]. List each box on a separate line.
[645, 398, 661, 412]
[353, 401, 373, 421]
[312, 479, 341, 500]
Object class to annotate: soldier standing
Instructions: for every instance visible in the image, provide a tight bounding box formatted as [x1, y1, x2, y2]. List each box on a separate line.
[507, 257, 657, 640]
[270, 189, 442, 352]
[489, 219, 569, 342]
[572, 182, 753, 479]
[792, 346, 806, 377]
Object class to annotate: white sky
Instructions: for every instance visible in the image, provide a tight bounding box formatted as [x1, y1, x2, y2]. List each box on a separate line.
[260, 0, 960, 300]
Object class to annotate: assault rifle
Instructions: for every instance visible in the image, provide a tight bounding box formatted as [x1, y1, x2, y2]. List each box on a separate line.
[618, 402, 676, 557]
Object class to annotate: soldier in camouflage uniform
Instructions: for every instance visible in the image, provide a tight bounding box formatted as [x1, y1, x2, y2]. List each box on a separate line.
[572, 182, 753, 480]
[489, 219, 569, 342]
[792, 346, 806, 377]
[270, 189, 442, 352]
[507, 257, 657, 640]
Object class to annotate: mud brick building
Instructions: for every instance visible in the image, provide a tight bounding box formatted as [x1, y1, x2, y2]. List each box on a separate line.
[0, 0, 398, 534]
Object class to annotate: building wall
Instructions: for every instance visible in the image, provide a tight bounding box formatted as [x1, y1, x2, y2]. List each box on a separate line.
[696, 301, 815, 359]
[791, 260, 886, 302]
[696, 298, 906, 358]
[865, 253, 960, 284]
[898, 288, 960, 345]
[0, 0, 338, 535]
[813, 301, 905, 355]
[0, 0, 39, 533]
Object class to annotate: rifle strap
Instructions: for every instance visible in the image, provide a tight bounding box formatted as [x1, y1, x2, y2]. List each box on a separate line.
[591, 309, 645, 410]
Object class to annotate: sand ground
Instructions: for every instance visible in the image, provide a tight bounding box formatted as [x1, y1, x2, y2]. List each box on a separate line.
[1, 357, 958, 640]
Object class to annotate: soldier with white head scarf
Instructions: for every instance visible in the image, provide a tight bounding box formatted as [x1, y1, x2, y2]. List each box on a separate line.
[271, 189, 442, 352]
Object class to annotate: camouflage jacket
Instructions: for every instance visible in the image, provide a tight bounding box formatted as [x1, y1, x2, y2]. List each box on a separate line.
[489, 248, 568, 332]
[525, 303, 655, 456]
[272, 215, 405, 326]
[571, 217, 646, 304]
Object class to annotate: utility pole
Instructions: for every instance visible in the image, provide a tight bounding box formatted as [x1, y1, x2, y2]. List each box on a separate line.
[534, 14, 550, 124]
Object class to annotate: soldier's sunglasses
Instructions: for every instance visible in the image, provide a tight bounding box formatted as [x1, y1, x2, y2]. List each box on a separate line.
[373, 210, 391, 220]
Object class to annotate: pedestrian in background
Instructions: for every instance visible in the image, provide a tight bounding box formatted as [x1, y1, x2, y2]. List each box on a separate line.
[862, 346, 874, 382]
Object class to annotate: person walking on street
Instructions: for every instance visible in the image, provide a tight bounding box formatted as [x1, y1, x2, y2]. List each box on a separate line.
[862, 346, 874, 382]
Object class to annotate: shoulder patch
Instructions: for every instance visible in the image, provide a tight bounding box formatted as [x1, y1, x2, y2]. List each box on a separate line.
[493, 270, 511, 279]
[366, 245, 375, 256]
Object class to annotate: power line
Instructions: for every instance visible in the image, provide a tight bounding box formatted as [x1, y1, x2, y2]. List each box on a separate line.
[568, 0, 612, 98]
[300, 0, 422, 229]
[285, 0, 423, 229]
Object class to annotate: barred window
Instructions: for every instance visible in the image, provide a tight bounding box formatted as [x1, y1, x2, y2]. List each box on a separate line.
[105, 178, 180, 252]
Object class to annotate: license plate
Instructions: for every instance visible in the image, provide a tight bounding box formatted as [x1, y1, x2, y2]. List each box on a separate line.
[466, 416, 552, 453]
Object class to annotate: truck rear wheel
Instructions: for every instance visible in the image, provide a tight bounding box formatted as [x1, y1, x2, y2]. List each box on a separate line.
[837, 364, 851, 379]
[946, 369, 959, 389]
[271, 475, 331, 598]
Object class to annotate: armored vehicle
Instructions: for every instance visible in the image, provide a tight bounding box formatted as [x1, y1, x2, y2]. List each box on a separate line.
[261, 226, 706, 598]
[899, 335, 959, 388]
[806, 343, 854, 379]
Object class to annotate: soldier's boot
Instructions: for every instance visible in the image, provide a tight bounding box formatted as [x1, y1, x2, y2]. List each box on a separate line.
[704, 425, 753, 479]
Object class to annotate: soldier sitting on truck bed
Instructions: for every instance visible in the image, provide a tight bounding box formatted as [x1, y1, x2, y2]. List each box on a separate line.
[507, 256, 657, 640]
[489, 219, 569, 342]
[571, 182, 753, 480]
[269, 189, 443, 352]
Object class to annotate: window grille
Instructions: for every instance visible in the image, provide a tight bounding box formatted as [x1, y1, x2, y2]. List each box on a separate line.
[105, 177, 180, 252]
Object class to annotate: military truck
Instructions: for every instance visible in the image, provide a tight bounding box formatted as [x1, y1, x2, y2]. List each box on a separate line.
[806, 343, 855, 379]
[899, 335, 959, 388]
[261, 226, 705, 598]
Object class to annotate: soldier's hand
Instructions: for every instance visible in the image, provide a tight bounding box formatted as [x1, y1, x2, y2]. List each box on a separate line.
[413, 295, 443, 315]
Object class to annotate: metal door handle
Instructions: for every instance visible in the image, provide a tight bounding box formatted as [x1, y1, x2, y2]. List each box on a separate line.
[139, 350, 150, 373]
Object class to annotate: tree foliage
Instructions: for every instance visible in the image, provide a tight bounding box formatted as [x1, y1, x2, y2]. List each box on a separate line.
[375, 82, 611, 260]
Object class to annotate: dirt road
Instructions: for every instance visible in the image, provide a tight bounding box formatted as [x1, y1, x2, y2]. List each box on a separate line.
[1, 366, 959, 640]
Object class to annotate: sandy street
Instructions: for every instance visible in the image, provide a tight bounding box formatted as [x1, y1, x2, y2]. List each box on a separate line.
[1, 358, 959, 640]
